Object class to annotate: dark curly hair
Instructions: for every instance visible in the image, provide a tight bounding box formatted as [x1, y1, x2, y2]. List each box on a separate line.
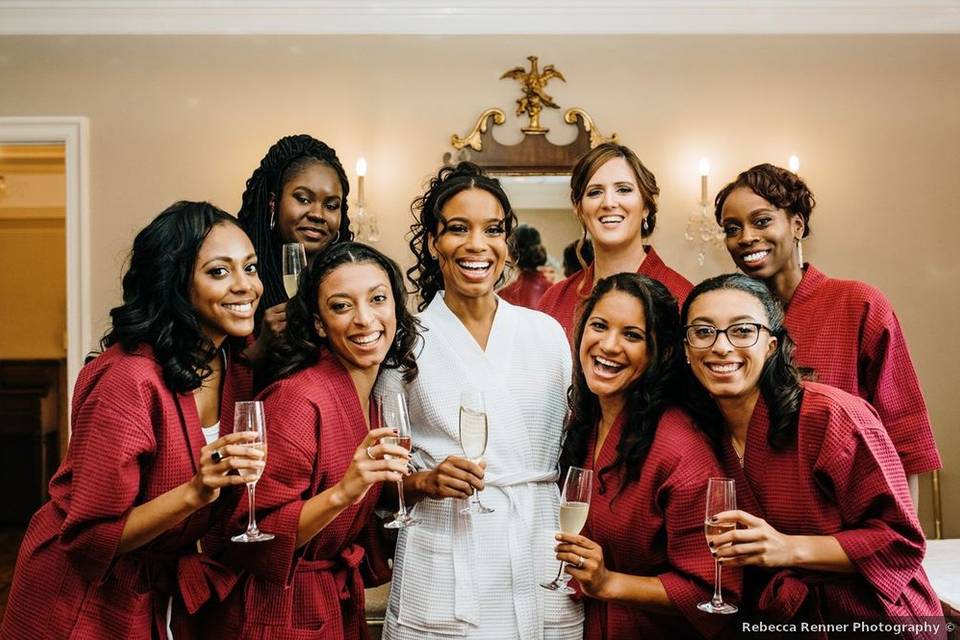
[102, 201, 249, 393]
[570, 142, 660, 238]
[680, 273, 803, 451]
[407, 162, 517, 311]
[713, 163, 815, 237]
[237, 134, 353, 313]
[263, 242, 420, 385]
[562, 238, 594, 278]
[508, 224, 547, 272]
[559, 273, 682, 497]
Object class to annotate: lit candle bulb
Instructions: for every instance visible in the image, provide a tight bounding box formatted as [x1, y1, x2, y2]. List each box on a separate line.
[699, 157, 710, 205]
[788, 155, 800, 173]
[356, 157, 367, 207]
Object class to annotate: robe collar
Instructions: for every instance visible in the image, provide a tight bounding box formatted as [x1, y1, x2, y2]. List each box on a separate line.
[720, 394, 767, 517]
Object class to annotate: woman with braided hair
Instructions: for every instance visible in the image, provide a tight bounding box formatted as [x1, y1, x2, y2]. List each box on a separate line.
[238, 134, 353, 362]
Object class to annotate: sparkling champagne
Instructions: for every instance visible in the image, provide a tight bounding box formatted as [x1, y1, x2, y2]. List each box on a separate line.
[559, 501, 589, 534]
[459, 407, 488, 460]
[283, 274, 298, 298]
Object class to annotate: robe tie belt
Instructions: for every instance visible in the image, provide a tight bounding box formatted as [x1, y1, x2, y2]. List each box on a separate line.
[757, 568, 836, 637]
[133, 549, 238, 614]
[295, 543, 366, 604]
[451, 468, 560, 640]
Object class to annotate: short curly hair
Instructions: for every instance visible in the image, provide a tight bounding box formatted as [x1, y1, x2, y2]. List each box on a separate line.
[714, 163, 815, 238]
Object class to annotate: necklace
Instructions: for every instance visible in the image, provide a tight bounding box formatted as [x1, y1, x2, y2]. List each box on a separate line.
[730, 436, 746, 467]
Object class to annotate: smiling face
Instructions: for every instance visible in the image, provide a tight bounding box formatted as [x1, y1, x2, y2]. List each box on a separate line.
[720, 187, 804, 280]
[315, 261, 396, 376]
[576, 156, 647, 253]
[189, 223, 263, 346]
[684, 288, 777, 403]
[579, 290, 650, 403]
[275, 161, 343, 258]
[429, 188, 508, 305]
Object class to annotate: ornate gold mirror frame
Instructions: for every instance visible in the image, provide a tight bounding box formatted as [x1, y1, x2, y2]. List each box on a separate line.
[444, 56, 618, 174]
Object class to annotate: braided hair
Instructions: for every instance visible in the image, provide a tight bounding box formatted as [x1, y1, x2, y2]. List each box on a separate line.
[238, 134, 353, 313]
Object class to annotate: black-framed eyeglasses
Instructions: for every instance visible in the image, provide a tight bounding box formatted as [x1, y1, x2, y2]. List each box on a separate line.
[684, 323, 770, 349]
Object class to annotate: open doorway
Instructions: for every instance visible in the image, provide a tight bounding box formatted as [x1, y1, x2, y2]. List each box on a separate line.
[0, 118, 88, 620]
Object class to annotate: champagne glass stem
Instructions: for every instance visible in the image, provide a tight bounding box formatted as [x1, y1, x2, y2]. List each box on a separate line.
[711, 558, 724, 607]
[246, 484, 260, 536]
[553, 560, 565, 583]
[396, 479, 408, 518]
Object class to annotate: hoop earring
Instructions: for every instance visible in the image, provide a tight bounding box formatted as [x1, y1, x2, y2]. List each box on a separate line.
[331, 229, 340, 244]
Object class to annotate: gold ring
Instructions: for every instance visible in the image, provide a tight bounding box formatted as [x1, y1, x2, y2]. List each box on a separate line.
[365, 446, 376, 460]
[577, 555, 585, 569]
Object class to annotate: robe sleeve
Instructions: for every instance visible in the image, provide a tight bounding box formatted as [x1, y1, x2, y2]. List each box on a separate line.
[230, 382, 315, 585]
[818, 406, 926, 604]
[858, 293, 940, 474]
[656, 474, 739, 638]
[59, 370, 156, 583]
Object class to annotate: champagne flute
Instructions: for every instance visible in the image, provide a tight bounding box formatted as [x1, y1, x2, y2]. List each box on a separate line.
[231, 401, 275, 543]
[541, 466, 593, 593]
[459, 390, 494, 515]
[380, 392, 420, 529]
[698, 477, 738, 614]
[282, 242, 306, 299]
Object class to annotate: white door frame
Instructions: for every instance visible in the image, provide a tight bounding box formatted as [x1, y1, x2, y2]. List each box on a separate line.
[0, 117, 90, 400]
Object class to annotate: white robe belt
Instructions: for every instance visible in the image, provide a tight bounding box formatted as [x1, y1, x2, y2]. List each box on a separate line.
[451, 469, 560, 640]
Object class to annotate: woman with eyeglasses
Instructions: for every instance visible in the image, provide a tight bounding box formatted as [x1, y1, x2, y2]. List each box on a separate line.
[714, 164, 940, 504]
[552, 273, 737, 640]
[539, 143, 692, 344]
[680, 273, 941, 635]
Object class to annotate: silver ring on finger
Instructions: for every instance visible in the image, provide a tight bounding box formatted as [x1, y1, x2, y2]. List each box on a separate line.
[576, 555, 585, 569]
[365, 446, 376, 461]
[211, 449, 223, 463]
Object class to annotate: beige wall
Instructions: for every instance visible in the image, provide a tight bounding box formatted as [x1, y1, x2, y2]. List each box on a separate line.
[0, 34, 957, 534]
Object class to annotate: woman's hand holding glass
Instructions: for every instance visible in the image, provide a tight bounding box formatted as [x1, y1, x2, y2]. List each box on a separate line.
[710, 509, 795, 568]
[333, 427, 412, 507]
[416, 456, 486, 500]
[553, 532, 610, 598]
[189, 432, 266, 507]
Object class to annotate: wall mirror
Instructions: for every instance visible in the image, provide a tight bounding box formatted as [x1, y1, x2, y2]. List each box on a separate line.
[444, 56, 618, 279]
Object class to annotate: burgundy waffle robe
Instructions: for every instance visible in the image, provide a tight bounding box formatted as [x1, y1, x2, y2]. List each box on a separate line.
[581, 407, 738, 640]
[214, 349, 388, 640]
[0, 344, 252, 640]
[498, 269, 553, 309]
[784, 264, 941, 475]
[723, 382, 942, 638]
[538, 246, 693, 344]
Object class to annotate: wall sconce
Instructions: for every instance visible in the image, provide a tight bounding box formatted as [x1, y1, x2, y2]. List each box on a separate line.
[684, 157, 725, 266]
[352, 157, 380, 243]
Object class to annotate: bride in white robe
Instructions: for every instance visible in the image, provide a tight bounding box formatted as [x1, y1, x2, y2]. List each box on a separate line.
[380, 162, 583, 640]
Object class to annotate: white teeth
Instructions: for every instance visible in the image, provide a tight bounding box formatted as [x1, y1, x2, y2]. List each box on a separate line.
[595, 356, 623, 369]
[223, 303, 252, 312]
[599, 215, 624, 224]
[742, 250, 769, 263]
[458, 260, 491, 270]
[353, 332, 381, 345]
[707, 363, 740, 373]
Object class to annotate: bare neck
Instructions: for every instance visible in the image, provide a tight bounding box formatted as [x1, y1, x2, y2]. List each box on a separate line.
[443, 291, 498, 351]
[767, 258, 805, 304]
[347, 366, 378, 430]
[715, 388, 761, 447]
[593, 240, 647, 282]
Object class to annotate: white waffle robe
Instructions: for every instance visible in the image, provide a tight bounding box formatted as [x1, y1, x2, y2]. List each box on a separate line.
[380, 293, 583, 640]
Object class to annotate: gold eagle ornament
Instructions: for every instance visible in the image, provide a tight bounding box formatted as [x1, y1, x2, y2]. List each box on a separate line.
[500, 56, 566, 134]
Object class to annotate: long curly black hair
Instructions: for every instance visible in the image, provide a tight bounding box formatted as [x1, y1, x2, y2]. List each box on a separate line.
[559, 273, 682, 496]
[262, 242, 420, 385]
[407, 162, 517, 311]
[237, 134, 353, 313]
[679, 273, 803, 451]
[102, 201, 248, 393]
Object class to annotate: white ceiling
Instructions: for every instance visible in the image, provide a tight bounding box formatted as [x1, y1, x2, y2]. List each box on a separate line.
[1, 0, 958, 35]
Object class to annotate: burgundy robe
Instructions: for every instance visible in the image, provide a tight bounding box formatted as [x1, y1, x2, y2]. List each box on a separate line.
[538, 246, 693, 344]
[581, 407, 738, 640]
[0, 344, 251, 640]
[784, 264, 940, 475]
[213, 349, 388, 640]
[499, 269, 553, 309]
[724, 382, 942, 638]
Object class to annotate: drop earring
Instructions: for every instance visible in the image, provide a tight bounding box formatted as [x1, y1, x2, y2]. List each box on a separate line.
[269, 202, 276, 230]
[796, 239, 804, 268]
